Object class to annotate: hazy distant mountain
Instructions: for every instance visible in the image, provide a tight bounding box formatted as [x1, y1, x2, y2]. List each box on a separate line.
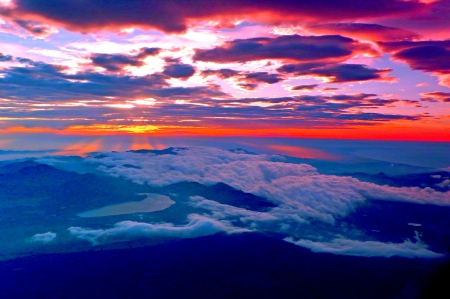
[127, 147, 187, 155]
[337, 171, 450, 191]
[0, 160, 41, 174]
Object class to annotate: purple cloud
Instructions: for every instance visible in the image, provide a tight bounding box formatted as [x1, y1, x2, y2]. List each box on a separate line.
[0, 53, 13, 61]
[202, 69, 283, 90]
[90, 47, 161, 72]
[163, 63, 196, 79]
[421, 92, 450, 103]
[278, 63, 394, 83]
[291, 84, 319, 91]
[194, 35, 377, 63]
[379, 40, 450, 86]
[307, 23, 419, 41]
[2, 0, 426, 33]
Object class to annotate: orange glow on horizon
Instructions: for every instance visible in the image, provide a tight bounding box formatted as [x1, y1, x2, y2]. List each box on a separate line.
[263, 144, 339, 160]
[1, 121, 449, 142]
[55, 139, 103, 156]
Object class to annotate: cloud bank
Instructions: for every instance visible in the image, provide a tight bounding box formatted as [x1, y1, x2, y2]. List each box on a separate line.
[194, 35, 377, 63]
[46, 146, 447, 259]
[285, 234, 444, 259]
[379, 40, 450, 87]
[69, 214, 248, 245]
[87, 147, 450, 224]
[189, 196, 277, 222]
[29, 232, 57, 244]
[2, 0, 427, 34]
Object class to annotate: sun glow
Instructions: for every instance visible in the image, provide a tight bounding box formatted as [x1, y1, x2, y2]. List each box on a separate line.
[104, 103, 135, 109]
[55, 139, 103, 156]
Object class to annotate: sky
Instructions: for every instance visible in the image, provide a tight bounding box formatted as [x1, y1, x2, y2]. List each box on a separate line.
[0, 0, 450, 151]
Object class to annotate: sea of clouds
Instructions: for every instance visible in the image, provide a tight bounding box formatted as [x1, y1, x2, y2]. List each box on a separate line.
[37, 147, 450, 258]
[85, 147, 450, 222]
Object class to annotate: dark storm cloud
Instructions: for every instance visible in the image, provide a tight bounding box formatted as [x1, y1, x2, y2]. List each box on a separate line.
[277, 62, 326, 73]
[0, 56, 422, 128]
[237, 83, 259, 90]
[201, 69, 240, 79]
[332, 112, 413, 121]
[169, 94, 420, 125]
[194, 35, 377, 63]
[13, 20, 55, 37]
[378, 40, 450, 86]
[421, 92, 450, 103]
[163, 57, 181, 64]
[135, 47, 161, 58]
[244, 72, 282, 84]
[393, 46, 450, 74]
[378, 40, 450, 52]
[0, 57, 229, 127]
[1, 0, 426, 34]
[0, 57, 229, 103]
[91, 54, 143, 72]
[202, 69, 283, 90]
[0, 53, 13, 61]
[307, 23, 419, 41]
[238, 83, 258, 90]
[162, 63, 196, 78]
[15, 57, 34, 64]
[238, 72, 284, 90]
[163, 93, 421, 123]
[150, 85, 227, 98]
[157, 94, 421, 126]
[377, 0, 450, 39]
[309, 64, 393, 83]
[0, 61, 166, 100]
[90, 47, 161, 72]
[291, 84, 318, 91]
[130, 104, 412, 128]
[278, 63, 393, 83]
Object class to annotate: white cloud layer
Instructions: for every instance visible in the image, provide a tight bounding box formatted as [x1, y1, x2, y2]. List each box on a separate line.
[68, 214, 249, 245]
[285, 234, 444, 259]
[437, 179, 450, 189]
[29, 232, 57, 243]
[189, 196, 277, 222]
[86, 147, 450, 224]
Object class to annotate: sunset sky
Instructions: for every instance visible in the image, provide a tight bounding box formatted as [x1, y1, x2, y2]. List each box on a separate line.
[0, 0, 449, 150]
